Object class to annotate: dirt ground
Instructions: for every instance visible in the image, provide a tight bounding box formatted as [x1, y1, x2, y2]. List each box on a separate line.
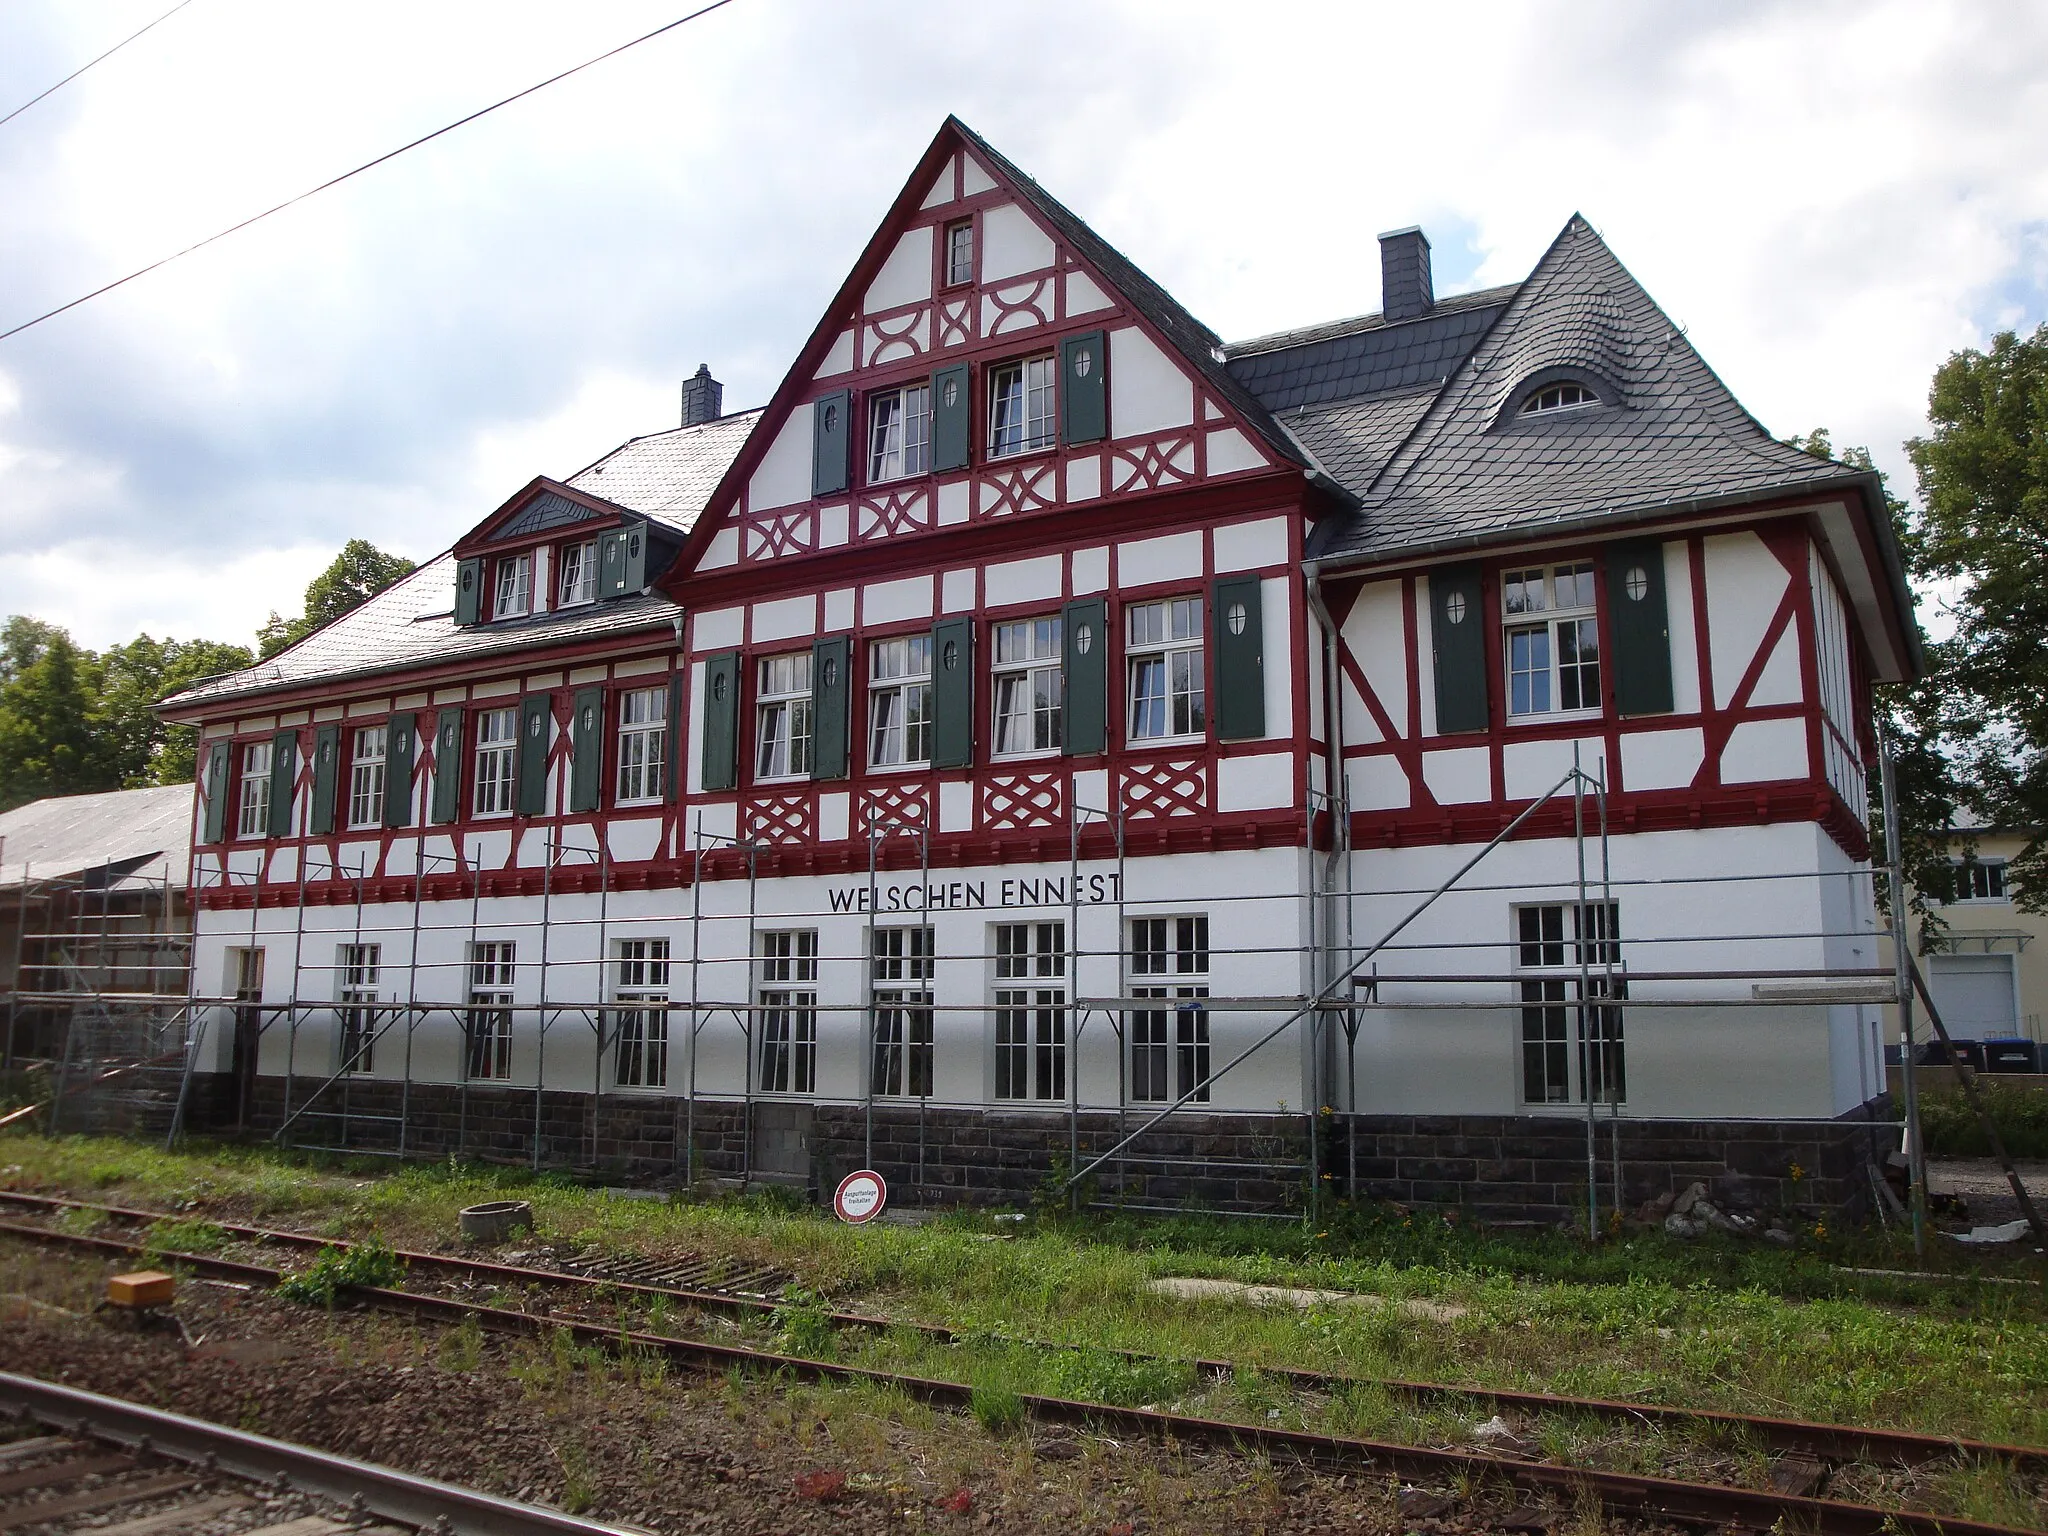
[1926, 1158, 2048, 1235]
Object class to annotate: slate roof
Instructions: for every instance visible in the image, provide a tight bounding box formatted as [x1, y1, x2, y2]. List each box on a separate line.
[565, 409, 761, 532]
[1225, 284, 1518, 412]
[0, 784, 194, 891]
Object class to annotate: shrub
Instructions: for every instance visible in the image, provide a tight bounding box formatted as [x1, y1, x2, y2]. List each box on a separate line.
[274, 1239, 405, 1306]
[1918, 1080, 2048, 1159]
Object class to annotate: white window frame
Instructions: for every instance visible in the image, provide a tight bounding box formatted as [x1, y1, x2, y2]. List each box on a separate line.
[755, 653, 813, 783]
[237, 740, 272, 839]
[872, 926, 934, 1098]
[1513, 902, 1624, 1107]
[867, 383, 931, 484]
[611, 937, 670, 1089]
[868, 635, 933, 770]
[337, 942, 381, 1074]
[466, 940, 515, 1081]
[757, 930, 818, 1095]
[1949, 857, 2011, 905]
[494, 552, 532, 620]
[1520, 381, 1598, 416]
[1503, 562, 1602, 720]
[1125, 597, 1206, 743]
[994, 921, 1066, 1103]
[945, 218, 974, 287]
[473, 707, 516, 817]
[615, 687, 668, 805]
[347, 726, 386, 830]
[558, 539, 598, 608]
[988, 355, 1056, 459]
[991, 616, 1063, 758]
[1129, 915, 1210, 1104]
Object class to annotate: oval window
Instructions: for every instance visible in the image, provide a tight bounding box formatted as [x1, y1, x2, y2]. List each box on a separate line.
[580, 707, 596, 730]
[1076, 624, 1094, 656]
[942, 378, 959, 408]
[459, 568, 473, 591]
[1226, 601, 1247, 636]
[823, 657, 839, 686]
[1445, 592, 1468, 625]
[711, 673, 727, 702]
[1624, 566, 1649, 601]
[628, 533, 641, 559]
[1073, 346, 1093, 378]
[528, 716, 543, 739]
[943, 639, 960, 670]
[822, 403, 839, 433]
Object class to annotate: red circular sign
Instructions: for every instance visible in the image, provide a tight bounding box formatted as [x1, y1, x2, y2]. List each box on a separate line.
[833, 1169, 887, 1224]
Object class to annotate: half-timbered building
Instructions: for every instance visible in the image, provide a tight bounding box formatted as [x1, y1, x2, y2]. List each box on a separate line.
[161, 119, 1918, 1218]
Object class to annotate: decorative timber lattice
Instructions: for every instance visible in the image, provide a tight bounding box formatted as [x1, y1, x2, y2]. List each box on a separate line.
[859, 782, 931, 832]
[981, 772, 1063, 831]
[1108, 434, 1198, 496]
[1121, 759, 1209, 820]
[743, 510, 816, 562]
[743, 794, 814, 845]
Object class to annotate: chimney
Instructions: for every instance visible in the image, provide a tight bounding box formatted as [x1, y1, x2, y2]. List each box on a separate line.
[681, 363, 723, 427]
[1378, 227, 1433, 322]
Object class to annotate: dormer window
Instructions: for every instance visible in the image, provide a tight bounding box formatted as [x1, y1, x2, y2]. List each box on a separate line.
[559, 540, 597, 607]
[494, 553, 532, 620]
[1519, 381, 1598, 416]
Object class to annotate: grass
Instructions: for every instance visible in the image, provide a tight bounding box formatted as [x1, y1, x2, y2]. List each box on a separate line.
[1921, 1079, 2048, 1158]
[273, 1239, 405, 1306]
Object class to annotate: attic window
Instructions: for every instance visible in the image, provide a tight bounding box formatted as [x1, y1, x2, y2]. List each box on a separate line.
[1519, 382, 1597, 416]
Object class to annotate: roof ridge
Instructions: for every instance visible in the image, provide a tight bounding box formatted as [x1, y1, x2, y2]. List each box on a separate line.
[1224, 283, 1524, 359]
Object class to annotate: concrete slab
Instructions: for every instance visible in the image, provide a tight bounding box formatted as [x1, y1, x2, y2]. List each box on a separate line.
[1146, 1276, 1466, 1321]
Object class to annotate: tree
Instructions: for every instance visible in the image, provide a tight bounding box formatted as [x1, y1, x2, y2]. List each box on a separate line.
[0, 627, 108, 810]
[260, 539, 415, 658]
[97, 634, 256, 789]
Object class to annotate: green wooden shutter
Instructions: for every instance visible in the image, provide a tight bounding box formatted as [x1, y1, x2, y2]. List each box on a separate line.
[383, 716, 415, 828]
[309, 724, 340, 835]
[620, 524, 647, 592]
[1061, 598, 1108, 756]
[663, 673, 683, 802]
[598, 530, 627, 598]
[1213, 576, 1266, 740]
[701, 652, 741, 793]
[1607, 539, 1674, 716]
[430, 708, 463, 825]
[931, 364, 970, 472]
[931, 618, 974, 769]
[570, 686, 605, 812]
[1060, 329, 1108, 445]
[266, 730, 296, 838]
[812, 390, 851, 497]
[1430, 563, 1488, 735]
[202, 740, 232, 844]
[811, 634, 851, 780]
[516, 694, 552, 816]
[454, 558, 483, 625]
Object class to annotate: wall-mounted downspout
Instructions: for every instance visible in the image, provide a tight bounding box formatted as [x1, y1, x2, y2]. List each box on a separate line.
[1303, 564, 1350, 1186]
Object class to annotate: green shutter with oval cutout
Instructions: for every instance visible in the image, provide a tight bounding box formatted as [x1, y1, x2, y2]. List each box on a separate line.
[701, 652, 741, 793]
[1061, 598, 1107, 756]
[430, 708, 463, 824]
[1213, 576, 1266, 740]
[454, 557, 483, 626]
[931, 364, 970, 472]
[812, 390, 851, 497]
[383, 715, 415, 828]
[202, 740, 232, 844]
[931, 618, 974, 769]
[811, 634, 851, 780]
[1060, 329, 1108, 445]
[1607, 539, 1673, 717]
[309, 724, 340, 835]
[515, 694, 552, 816]
[570, 686, 605, 812]
[267, 729, 297, 838]
[599, 524, 647, 598]
[1430, 563, 1488, 735]
[663, 673, 683, 802]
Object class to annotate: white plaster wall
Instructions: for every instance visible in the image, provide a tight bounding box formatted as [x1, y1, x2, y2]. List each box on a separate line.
[979, 202, 1053, 282]
[1703, 531, 1790, 708]
[1663, 540, 1702, 715]
[748, 407, 814, 514]
[1213, 516, 1288, 574]
[984, 556, 1061, 607]
[864, 227, 933, 313]
[862, 575, 934, 625]
[1722, 718, 1809, 784]
[1117, 531, 1202, 587]
[1108, 327, 1194, 437]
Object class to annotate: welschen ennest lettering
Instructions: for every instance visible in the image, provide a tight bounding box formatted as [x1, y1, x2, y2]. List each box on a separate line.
[826, 872, 1123, 913]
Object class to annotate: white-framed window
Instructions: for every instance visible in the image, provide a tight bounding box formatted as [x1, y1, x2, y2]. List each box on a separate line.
[612, 938, 670, 1089]
[994, 921, 1065, 1102]
[1126, 597, 1205, 742]
[868, 635, 933, 770]
[1130, 915, 1209, 1104]
[1514, 902, 1623, 1106]
[758, 930, 818, 1094]
[466, 941, 515, 1081]
[867, 383, 931, 483]
[237, 741, 272, 839]
[872, 927, 934, 1098]
[988, 355, 1056, 458]
[347, 727, 386, 830]
[755, 653, 813, 782]
[1520, 381, 1597, 415]
[992, 616, 1062, 757]
[1504, 562, 1601, 718]
[945, 218, 974, 287]
[494, 552, 532, 620]
[1948, 858, 2010, 904]
[473, 708, 516, 816]
[558, 540, 598, 607]
[615, 687, 668, 804]
[337, 942, 380, 1074]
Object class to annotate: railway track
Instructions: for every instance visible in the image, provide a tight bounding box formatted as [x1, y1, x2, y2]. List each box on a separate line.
[0, 1372, 644, 1536]
[1, 1194, 2042, 1535]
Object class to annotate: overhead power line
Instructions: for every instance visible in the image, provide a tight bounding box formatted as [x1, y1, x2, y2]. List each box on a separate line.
[0, 0, 739, 345]
[0, 0, 198, 131]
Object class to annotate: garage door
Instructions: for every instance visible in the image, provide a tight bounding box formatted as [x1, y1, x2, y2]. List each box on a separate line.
[1926, 953, 2019, 1035]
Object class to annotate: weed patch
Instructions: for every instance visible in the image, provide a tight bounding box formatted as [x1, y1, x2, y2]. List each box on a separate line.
[274, 1240, 404, 1306]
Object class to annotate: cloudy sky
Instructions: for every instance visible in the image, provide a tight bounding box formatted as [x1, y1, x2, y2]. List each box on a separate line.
[1, 0, 2043, 650]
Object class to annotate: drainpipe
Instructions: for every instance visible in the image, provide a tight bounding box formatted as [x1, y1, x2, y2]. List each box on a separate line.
[1303, 565, 1348, 1178]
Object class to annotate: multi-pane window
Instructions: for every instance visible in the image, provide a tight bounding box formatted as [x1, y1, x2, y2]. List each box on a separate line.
[758, 930, 818, 1094]
[1129, 916, 1210, 1103]
[337, 942, 380, 1074]
[1949, 858, 2010, 904]
[756, 654, 813, 781]
[872, 927, 934, 1097]
[868, 635, 933, 769]
[348, 727, 386, 829]
[988, 356, 1056, 458]
[867, 384, 931, 483]
[615, 687, 668, 804]
[1126, 597, 1205, 741]
[994, 922, 1066, 1101]
[1520, 381, 1597, 415]
[1515, 903, 1624, 1105]
[945, 219, 974, 286]
[473, 708, 516, 816]
[612, 938, 670, 1089]
[558, 540, 598, 607]
[466, 941, 515, 1081]
[237, 741, 272, 839]
[1504, 563, 1601, 717]
[992, 617, 1062, 756]
[494, 553, 532, 620]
